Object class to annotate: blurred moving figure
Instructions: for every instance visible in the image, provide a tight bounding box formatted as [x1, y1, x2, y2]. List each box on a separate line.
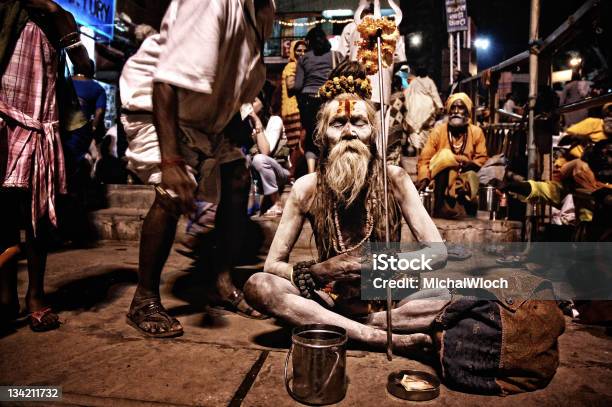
[64, 59, 106, 193]
[119, 0, 275, 337]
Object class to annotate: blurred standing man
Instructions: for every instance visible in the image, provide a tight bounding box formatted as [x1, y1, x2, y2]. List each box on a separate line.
[502, 92, 518, 114]
[403, 65, 443, 150]
[0, 0, 91, 331]
[448, 69, 465, 97]
[121, 0, 275, 337]
[560, 70, 592, 127]
[281, 40, 306, 177]
[65, 59, 106, 170]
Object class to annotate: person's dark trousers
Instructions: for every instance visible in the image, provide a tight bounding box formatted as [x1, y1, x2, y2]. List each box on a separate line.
[297, 94, 322, 157]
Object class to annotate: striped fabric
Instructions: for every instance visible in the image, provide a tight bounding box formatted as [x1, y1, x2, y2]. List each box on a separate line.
[0, 21, 66, 232]
[283, 112, 303, 149]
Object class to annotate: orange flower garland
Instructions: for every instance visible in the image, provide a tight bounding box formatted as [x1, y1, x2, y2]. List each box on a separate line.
[318, 75, 372, 101]
[356, 16, 399, 75]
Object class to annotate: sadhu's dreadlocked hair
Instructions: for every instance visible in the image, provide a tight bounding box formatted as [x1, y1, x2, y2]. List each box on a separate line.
[311, 95, 401, 261]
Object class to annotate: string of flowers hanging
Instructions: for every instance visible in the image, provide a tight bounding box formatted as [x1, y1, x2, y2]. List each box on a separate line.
[356, 16, 399, 75]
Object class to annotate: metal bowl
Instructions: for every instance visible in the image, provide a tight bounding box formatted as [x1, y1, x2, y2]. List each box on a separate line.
[386, 369, 440, 401]
[478, 185, 499, 212]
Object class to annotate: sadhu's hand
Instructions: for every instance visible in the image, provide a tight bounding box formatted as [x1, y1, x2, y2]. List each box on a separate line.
[161, 164, 197, 214]
[310, 252, 362, 285]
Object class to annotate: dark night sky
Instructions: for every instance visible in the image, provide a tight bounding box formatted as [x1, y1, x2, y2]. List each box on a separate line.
[467, 0, 591, 67]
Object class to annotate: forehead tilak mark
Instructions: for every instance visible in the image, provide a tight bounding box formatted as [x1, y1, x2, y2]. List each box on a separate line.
[335, 100, 357, 117]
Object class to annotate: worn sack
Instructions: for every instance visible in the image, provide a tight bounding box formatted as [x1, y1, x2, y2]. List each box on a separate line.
[433, 272, 565, 395]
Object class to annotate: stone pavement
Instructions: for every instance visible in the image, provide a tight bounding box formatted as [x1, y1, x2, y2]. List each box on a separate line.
[1, 242, 611, 406]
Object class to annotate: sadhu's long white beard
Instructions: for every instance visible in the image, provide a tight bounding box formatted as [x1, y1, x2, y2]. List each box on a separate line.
[324, 139, 372, 206]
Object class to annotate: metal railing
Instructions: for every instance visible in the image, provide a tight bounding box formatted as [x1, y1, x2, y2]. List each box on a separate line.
[483, 122, 526, 159]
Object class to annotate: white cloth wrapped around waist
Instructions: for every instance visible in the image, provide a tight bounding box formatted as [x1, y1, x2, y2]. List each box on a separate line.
[121, 113, 243, 203]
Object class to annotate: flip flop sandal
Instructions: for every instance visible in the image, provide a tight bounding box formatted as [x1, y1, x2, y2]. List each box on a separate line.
[28, 307, 60, 332]
[495, 255, 524, 268]
[227, 290, 269, 320]
[446, 244, 472, 261]
[484, 244, 505, 255]
[126, 300, 183, 338]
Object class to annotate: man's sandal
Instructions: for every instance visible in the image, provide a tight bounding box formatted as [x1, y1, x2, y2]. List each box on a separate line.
[28, 307, 60, 332]
[495, 255, 525, 268]
[226, 290, 269, 320]
[126, 299, 183, 338]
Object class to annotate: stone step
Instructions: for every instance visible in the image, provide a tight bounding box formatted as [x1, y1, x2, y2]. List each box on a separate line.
[89, 206, 521, 245]
[90, 183, 522, 244]
[101, 184, 294, 211]
[104, 184, 155, 210]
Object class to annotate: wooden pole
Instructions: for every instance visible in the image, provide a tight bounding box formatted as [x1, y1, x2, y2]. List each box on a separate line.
[456, 32, 461, 74]
[376, 34, 393, 361]
[449, 33, 454, 85]
[526, 0, 540, 241]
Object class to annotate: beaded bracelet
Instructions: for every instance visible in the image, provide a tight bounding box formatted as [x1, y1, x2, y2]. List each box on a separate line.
[291, 260, 318, 299]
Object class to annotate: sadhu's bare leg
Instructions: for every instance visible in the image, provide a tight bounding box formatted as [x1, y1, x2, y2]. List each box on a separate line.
[244, 273, 431, 353]
[366, 289, 451, 333]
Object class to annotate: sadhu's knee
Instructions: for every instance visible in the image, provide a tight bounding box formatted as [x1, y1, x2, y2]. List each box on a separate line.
[244, 272, 279, 309]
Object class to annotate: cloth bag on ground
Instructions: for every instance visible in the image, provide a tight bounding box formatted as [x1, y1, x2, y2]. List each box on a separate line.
[433, 271, 565, 395]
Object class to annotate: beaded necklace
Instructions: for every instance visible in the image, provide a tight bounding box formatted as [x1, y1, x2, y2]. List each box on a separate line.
[447, 128, 467, 155]
[331, 199, 375, 254]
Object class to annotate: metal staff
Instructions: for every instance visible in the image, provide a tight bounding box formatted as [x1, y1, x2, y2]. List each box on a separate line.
[355, 0, 402, 362]
[376, 31, 393, 361]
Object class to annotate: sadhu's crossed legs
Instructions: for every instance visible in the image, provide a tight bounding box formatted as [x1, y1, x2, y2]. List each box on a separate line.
[245, 273, 450, 353]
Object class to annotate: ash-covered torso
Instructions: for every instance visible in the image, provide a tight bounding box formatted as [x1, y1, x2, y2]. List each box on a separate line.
[303, 186, 401, 262]
[296, 171, 401, 309]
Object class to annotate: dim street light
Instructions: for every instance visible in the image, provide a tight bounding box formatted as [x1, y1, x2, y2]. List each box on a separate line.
[474, 37, 490, 50]
[569, 56, 582, 67]
[409, 33, 422, 47]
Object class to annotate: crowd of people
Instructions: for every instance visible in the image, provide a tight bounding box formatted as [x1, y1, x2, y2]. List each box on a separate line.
[0, 0, 610, 397]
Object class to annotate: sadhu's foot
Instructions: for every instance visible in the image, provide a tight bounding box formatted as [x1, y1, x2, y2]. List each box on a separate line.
[126, 298, 183, 338]
[225, 290, 268, 320]
[392, 333, 433, 355]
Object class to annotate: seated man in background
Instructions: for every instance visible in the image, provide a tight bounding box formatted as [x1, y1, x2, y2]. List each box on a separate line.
[496, 104, 611, 242]
[248, 98, 290, 217]
[416, 93, 488, 219]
